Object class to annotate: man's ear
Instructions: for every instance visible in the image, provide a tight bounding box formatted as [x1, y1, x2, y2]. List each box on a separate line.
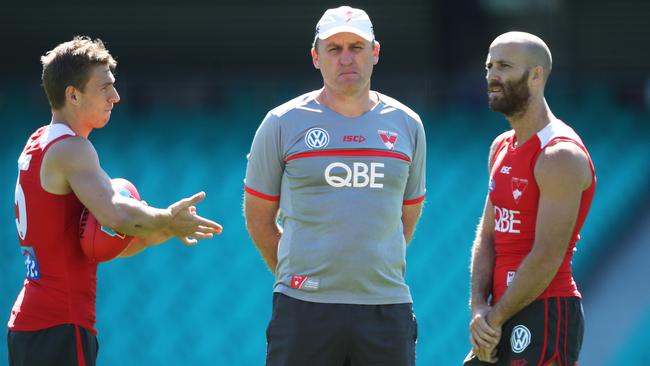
[531, 65, 544, 81]
[65, 85, 80, 106]
[372, 41, 381, 65]
[311, 47, 320, 69]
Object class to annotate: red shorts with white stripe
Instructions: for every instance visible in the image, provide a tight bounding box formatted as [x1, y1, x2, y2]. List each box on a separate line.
[464, 297, 584, 366]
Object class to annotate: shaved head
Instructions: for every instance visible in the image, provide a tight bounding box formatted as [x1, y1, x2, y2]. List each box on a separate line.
[490, 31, 552, 81]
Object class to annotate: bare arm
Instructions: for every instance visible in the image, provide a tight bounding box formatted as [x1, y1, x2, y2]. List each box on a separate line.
[487, 141, 592, 328]
[244, 192, 282, 273]
[117, 202, 189, 258]
[470, 132, 508, 310]
[402, 202, 423, 245]
[469, 197, 500, 362]
[470, 197, 496, 310]
[43, 137, 222, 245]
[468, 133, 508, 362]
[117, 231, 174, 258]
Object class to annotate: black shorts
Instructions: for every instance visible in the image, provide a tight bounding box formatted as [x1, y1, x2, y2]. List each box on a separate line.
[464, 297, 584, 366]
[266, 293, 417, 366]
[7, 324, 98, 366]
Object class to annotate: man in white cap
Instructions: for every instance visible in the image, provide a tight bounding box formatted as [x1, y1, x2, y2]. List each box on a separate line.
[244, 5, 426, 366]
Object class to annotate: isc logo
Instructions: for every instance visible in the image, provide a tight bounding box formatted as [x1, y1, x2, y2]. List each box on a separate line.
[343, 135, 366, 143]
[494, 205, 521, 233]
[324, 162, 384, 188]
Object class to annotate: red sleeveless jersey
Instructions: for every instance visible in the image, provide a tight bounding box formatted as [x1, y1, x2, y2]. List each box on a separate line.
[488, 119, 596, 304]
[8, 124, 98, 334]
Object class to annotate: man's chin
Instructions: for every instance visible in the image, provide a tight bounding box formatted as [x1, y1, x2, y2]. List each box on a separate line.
[335, 84, 364, 96]
[96, 118, 111, 128]
[488, 100, 505, 113]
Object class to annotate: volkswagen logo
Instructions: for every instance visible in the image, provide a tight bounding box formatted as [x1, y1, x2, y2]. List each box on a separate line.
[510, 325, 531, 353]
[305, 128, 330, 149]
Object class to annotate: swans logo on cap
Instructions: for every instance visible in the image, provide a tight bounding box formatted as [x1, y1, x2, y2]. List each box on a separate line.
[344, 10, 354, 22]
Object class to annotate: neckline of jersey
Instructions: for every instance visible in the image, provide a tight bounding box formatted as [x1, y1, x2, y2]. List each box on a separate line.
[509, 120, 554, 152]
[311, 90, 384, 121]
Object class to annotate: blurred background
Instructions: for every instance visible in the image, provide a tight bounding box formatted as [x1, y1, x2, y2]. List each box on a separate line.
[1, 0, 649, 365]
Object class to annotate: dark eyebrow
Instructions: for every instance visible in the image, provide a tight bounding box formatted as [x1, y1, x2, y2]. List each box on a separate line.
[486, 60, 511, 68]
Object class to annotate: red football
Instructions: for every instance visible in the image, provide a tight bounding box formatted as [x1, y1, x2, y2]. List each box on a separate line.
[79, 178, 141, 262]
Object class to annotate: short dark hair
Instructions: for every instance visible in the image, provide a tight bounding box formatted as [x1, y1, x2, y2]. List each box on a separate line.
[40, 36, 117, 109]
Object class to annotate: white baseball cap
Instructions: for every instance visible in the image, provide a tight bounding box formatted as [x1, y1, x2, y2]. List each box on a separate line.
[314, 6, 374, 42]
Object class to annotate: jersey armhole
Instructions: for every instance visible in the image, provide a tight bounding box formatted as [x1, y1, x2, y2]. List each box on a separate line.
[41, 134, 75, 155]
[532, 137, 595, 190]
[39, 134, 77, 196]
[489, 132, 511, 173]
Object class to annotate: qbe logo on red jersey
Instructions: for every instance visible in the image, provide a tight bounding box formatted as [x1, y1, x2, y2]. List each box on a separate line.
[494, 205, 521, 233]
[324, 162, 384, 188]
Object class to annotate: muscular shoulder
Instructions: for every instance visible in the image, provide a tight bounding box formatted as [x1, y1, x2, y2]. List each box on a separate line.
[43, 136, 99, 173]
[40, 136, 99, 194]
[535, 141, 592, 191]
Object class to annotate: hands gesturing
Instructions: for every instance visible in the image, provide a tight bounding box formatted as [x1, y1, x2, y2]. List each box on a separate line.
[166, 192, 223, 245]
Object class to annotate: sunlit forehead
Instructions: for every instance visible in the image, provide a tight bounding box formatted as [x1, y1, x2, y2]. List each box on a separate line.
[489, 32, 552, 76]
[487, 43, 528, 68]
[89, 65, 115, 87]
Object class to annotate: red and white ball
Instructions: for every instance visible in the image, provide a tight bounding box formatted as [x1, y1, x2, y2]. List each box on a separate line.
[79, 178, 141, 262]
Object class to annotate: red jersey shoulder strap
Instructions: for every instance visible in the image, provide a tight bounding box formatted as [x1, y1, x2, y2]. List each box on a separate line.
[39, 124, 77, 155]
[489, 130, 514, 172]
[42, 134, 75, 155]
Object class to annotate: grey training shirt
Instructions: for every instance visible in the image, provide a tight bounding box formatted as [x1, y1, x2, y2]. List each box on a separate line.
[245, 90, 426, 305]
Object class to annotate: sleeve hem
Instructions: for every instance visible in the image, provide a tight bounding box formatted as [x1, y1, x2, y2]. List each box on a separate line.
[403, 195, 425, 205]
[244, 185, 280, 201]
